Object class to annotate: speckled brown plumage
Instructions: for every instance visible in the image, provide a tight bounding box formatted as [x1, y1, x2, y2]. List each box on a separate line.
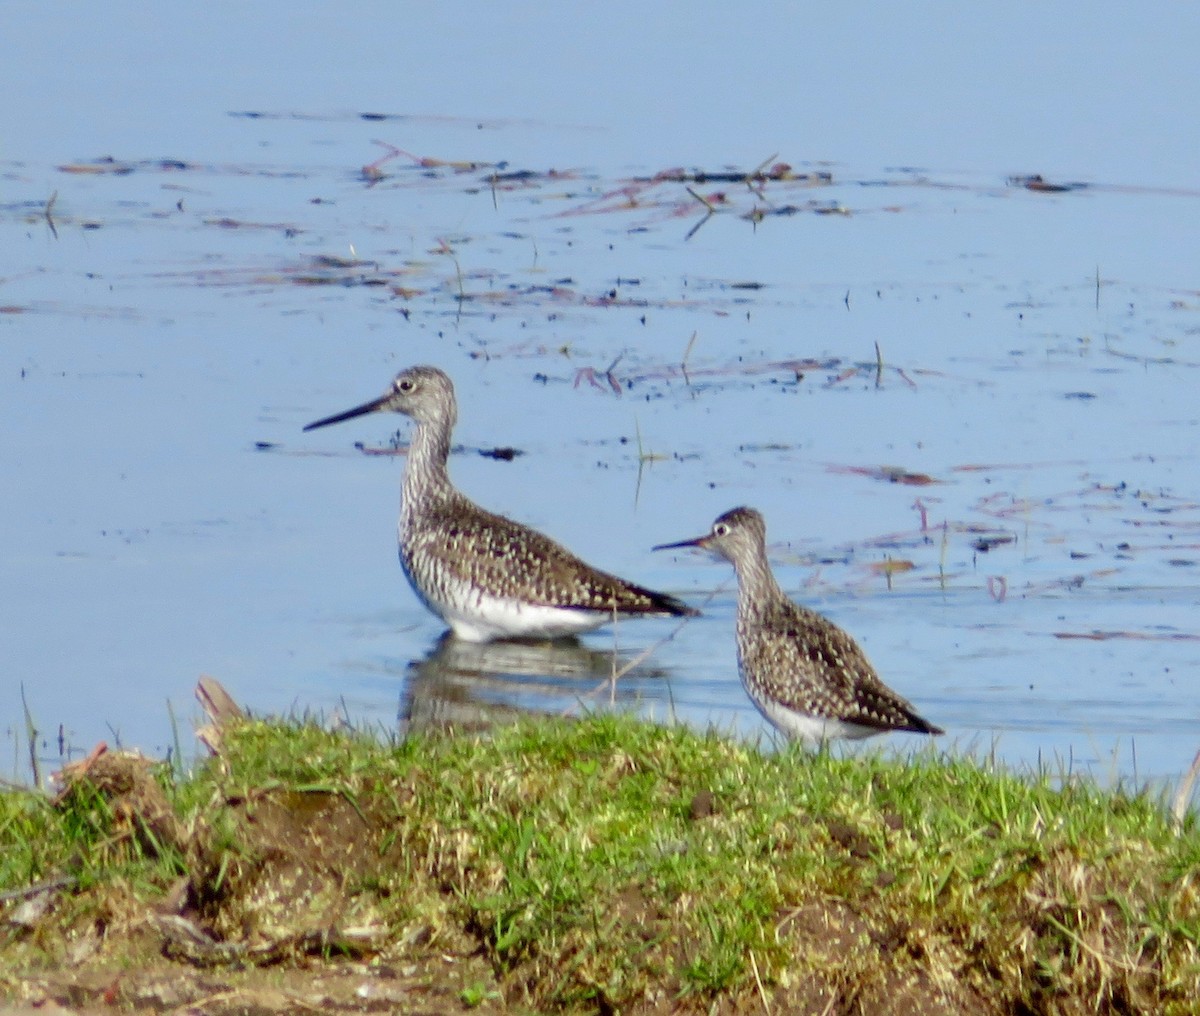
[305, 365, 697, 641]
[655, 506, 942, 744]
[401, 493, 688, 613]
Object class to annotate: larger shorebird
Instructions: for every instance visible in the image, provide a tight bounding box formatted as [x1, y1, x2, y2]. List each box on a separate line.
[304, 366, 697, 643]
[655, 506, 942, 745]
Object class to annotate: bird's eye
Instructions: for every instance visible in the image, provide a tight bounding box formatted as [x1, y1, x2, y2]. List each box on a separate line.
[397, 378, 415, 393]
[714, 523, 729, 537]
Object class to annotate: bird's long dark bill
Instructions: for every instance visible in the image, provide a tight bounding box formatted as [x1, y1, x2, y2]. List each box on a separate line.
[652, 535, 710, 552]
[303, 393, 391, 432]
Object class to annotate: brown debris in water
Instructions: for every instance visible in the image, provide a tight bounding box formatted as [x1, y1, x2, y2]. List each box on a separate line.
[1053, 629, 1200, 642]
[1008, 173, 1090, 193]
[827, 464, 941, 486]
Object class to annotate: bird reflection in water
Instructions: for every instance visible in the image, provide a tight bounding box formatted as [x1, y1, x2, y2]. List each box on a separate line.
[399, 632, 674, 736]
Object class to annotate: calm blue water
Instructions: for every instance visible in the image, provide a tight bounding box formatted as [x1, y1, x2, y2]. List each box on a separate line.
[4, 3, 1200, 791]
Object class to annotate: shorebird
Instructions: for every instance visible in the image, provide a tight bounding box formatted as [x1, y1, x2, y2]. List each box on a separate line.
[654, 506, 942, 745]
[304, 365, 698, 643]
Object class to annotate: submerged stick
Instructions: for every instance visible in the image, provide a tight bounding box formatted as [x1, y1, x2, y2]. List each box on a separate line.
[44, 190, 59, 240]
[681, 330, 698, 387]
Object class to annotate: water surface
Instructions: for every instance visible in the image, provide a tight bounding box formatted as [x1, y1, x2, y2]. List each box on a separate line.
[4, 3, 1200, 793]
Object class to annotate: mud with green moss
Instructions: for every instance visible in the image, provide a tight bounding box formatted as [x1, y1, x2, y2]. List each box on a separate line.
[2, 716, 1199, 1014]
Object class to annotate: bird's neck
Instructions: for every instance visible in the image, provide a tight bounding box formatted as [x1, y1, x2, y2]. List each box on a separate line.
[732, 550, 786, 619]
[401, 412, 455, 518]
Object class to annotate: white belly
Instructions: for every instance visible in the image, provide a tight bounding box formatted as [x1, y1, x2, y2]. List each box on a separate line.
[439, 595, 610, 643]
[398, 535, 616, 643]
[747, 683, 883, 746]
[757, 700, 881, 745]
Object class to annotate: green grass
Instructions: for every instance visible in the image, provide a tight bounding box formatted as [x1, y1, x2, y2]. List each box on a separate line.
[3, 714, 1200, 1013]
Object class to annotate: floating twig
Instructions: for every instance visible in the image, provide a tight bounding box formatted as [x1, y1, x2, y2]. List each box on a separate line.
[681, 330, 698, 387]
[44, 190, 59, 240]
[913, 498, 930, 532]
[684, 187, 715, 240]
[573, 352, 625, 396]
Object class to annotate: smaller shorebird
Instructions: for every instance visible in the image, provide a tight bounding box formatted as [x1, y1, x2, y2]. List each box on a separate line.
[654, 506, 942, 745]
[304, 366, 697, 643]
